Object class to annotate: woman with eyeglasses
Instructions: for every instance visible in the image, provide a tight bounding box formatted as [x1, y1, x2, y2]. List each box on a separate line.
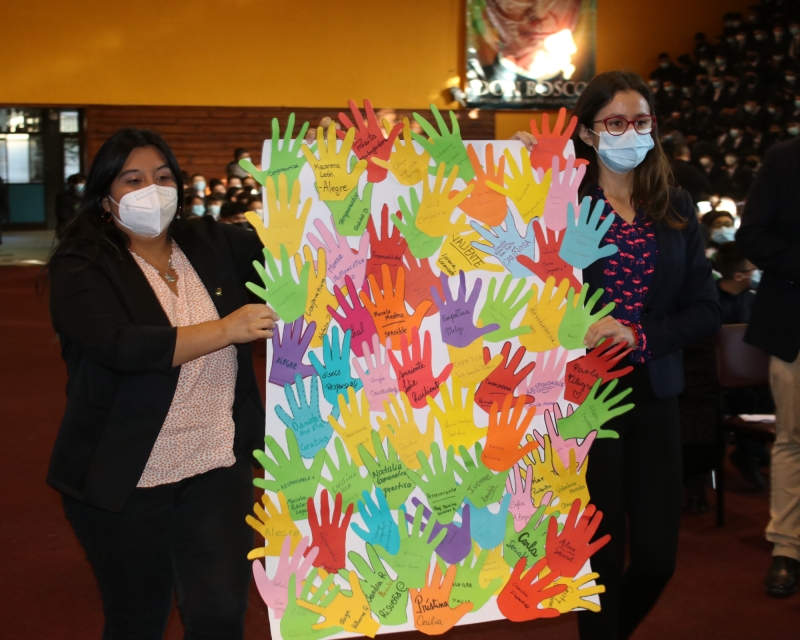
[520, 71, 721, 639]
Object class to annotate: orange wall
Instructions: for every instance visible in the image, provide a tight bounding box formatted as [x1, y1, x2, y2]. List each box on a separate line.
[2, 0, 753, 133]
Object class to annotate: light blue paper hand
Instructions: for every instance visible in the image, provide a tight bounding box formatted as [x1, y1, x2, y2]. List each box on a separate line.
[462, 493, 511, 550]
[276, 374, 333, 459]
[559, 196, 619, 269]
[471, 210, 535, 277]
[308, 326, 363, 418]
[350, 488, 401, 554]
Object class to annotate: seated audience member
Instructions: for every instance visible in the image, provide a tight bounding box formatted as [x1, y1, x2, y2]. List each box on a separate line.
[219, 201, 250, 227]
[226, 175, 243, 190]
[226, 148, 251, 179]
[225, 186, 243, 203]
[715, 152, 753, 200]
[241, 176, 259, 194]
[701, 210, 736, 250]
[671, 144, 714, 205]
[209, 179, 226, 196]
[207, 193, 225, 220]
[243, 195, 263, 218]
[190, 174, 207, 197]
[55, 173, 86, 231]
[180, 171, 191, 194]
[186, 194, 206, 218]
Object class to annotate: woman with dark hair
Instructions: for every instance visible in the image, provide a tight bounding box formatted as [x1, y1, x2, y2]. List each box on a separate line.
[47, 128, 277, 639]
[520, 70, 721, 639]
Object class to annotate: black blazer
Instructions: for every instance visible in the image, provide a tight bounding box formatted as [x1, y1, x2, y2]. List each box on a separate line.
[583, 187, 722, 398]
[737, 137, 800, 362]
[47, 217, 265, 512]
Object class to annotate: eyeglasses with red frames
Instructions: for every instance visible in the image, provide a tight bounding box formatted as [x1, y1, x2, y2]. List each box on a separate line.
[591, 114, 657, 136]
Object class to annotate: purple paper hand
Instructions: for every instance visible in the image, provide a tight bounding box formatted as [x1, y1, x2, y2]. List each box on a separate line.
[535, 404, 596, 472]
[269, 317, 317, 386]
[352, 334, 399, 411]
[432, 270, 500, 348]
[252, 535, 319, 619]
[516, 348, 568, 410]
[405, 496, 472, 565]
[307, 217, 369, 289]
[328, 275, 378, 358]
[543, 155, 585, 232]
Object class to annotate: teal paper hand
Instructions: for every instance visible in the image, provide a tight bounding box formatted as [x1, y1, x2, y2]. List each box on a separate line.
[454, 442, 507, 508]
[463, 493, 512, 551]
[556, 378, 634, 440]
[308, 326, 363, 418]
[319, 156, 375, 237]
[343, 543, 409, 626]
[557, 283, 615, 350]
[559, 196, 619, 269]
[351, 488, 400, 554]
[276, 374, 333, 459]
[390, 188, 443, 259]
[281, 571, 343, 640]
[471, 210, 535, 278]
[407, 442, 469, 524]
[248, 244, 310, 323]
[253, 428, 326, 520]
[478, 274, 534, 343]
[504, 504, 562, 568]
[320, 437, 374, 513]
[446, 547, 504, 611]
[358, 431, 415, 510]
[411, 105, 475, 182]
[240, 113, 310, 195]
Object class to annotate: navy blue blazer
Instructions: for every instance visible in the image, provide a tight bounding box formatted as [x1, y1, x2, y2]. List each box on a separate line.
[583, 187, 722, 398]
[48, 217, 265, 512]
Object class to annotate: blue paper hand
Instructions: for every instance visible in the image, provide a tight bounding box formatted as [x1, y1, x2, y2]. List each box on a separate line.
[559, 196, 619, 269]
[308, 326, 363, 418]
[276, 374, 333, 459]
[470, 210, 535, 278]
[350, 488, 400, 555]
[463, 493, 511, 550]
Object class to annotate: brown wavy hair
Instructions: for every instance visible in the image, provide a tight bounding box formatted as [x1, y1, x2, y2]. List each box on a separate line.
[571, 70, 685, 229]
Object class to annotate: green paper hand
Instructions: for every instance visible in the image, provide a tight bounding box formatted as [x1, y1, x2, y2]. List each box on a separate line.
[239, 112, 310, 195]
[343, 543, 410, 626]
[376, 503, 448, 589]
[253, 428, 326, 520]
[248, 244, 310, 323]
[445, 547, 503, 612]
[281, 571, 343, 640]
[407, 442, 469, 524]
[455, 443, 507, 508]
[556, 378, 634, 440]
[503, 504, 562, 568]
[319, 156, 375, 237]
[411, 104, 475, 182]
[478, 274, 534, 342]
[391, 188, 443, 259]
[321, 437, 375, 513]
[557, 283, 615, 350]
[358, 430, 415, 510]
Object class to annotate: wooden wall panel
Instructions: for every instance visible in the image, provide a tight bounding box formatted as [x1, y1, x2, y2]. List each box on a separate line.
[85, 106, 495, 182]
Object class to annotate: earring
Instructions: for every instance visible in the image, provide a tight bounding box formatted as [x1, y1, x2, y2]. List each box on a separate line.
[101, 210, 111, 222]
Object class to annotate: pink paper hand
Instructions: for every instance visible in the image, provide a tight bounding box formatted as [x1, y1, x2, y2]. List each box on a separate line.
[308, 217, 369, 289]
[542, 155, 585, 232]
[352, 334, 399, 411]
[252, 536, 319, 619]
[516, 348, 568, 410]
[534, 404, 596, 472]
[328, 275, 378, 358]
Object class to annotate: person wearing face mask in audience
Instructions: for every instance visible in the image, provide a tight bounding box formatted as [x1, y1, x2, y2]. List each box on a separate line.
[787, 120, 800, 138]
[695, 32, 714, 63]
[208, 178, 226, 198]
[206, 193, 225, 220]
[754, 27, 772, 53]
[720, 123, 751, 154]
[190, 174, 207, 198]
[56, 173, 87, 231]
[45, 129, 276, 639]
[710, 73, 728, 112]
[186, 194, 207, 218]
[670, 144, 713, 206]
[226, 175, 243, 190]
[701, 210, 736, 251]
[789, 21, 800, 58]
[652, 52, 682, 85]
[219, 200, 251, 227]
[516, 70, 721, 639]
[742, 97, 770, 131]
[774, 25, 790, 55]
[225, 148, 251, 179]
[715, 153, 753, 200]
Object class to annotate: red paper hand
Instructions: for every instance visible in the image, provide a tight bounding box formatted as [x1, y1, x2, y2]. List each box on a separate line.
[338, 99, 403, 183]
[545, 499, 611, 578]
[360, 265, 431, 346]
[388, 327, 453, 409]
[403, 248, 443, 318]
[453, 144, 507, 227]
[328, 275, 378, 358]
[517, 219, 581, 292]
[475, 342, 536, 413]
[365, 204, 408, 288]
[497, 557, 567, 622]
[565, 339, 633, 404]
[306, 489, 354, 573]
[529, 108, 589, 173]
[481, 395, 540, 472]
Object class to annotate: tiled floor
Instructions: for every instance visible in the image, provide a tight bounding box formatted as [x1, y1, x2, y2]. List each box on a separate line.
[0, 230, 56, 266]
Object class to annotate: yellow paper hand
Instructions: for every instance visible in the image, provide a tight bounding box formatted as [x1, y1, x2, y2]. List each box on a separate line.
[545, 572, 605, 613]
[302, 122, 368, 201]
[478, 544, 511, 594]
[245, 492, 302, 559]
[518, 276, 570, 352]
[371, 117, 432, 186]
[376, 391, 433, 470]
[521, 434, 559, 512]
[415, 162, 474, 236]
[294, 246, 339, 349]
[245, 173, 311, 256]
[446, 337, 503, 385]
[426, 377, 486, 451]
[549, 441, 591, 513]
[487, 148, 552, 223]
[327, 387, 383, 466]
[298, 571, 381, 637]
[436, 215, 506, 276]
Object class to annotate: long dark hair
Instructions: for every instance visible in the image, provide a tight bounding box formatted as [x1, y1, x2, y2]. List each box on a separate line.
[572, 70, 684, 229]
[54, 128, 186, 260]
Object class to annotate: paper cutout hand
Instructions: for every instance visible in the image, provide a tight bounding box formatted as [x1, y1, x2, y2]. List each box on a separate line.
[516, 348, 568, 409]
[518, 276, 570, 352]
[556, 378, 634, 440]
[359, 430, 415, 509]
[487, 147, 551, 223]
[559, 197, 618, 269]
[543, 155, 586, 232]
[546, 499, 611, 579]
[497, 557, 566, 622]
[521, 434, 561, 512]
[308, 326, 363, 416]
[436, 215, 505, 276]
[481, 395, 540, 472]
[558, 283, 615, 350]
[403, 248, 443, 317]
[407, 442, 468, 524]
[471, 211, 536, 278]
[254, 429, 326, 520]
[506, 463, 540, 532]
[446, 546, 504, 612]
[365, 205, 408, 287]
[352, 334, 398, 412]
[299, 570, 381, 637]
[350, 489, 400, 555]
[565, 339, 633, 404]
[307, 489, 354, 573]
[371, 117, 431, 186]
[282, 571, 343, 640]
[327, 387, 379, 465]
[321, 437, 375, 512]
[303, 122, 367, 201]
[415, 162, 474, 237]
[253, 536, 318, 619]
[406, 496, 472, 565]
[446, 338, 502, 385]
[455, 442, 507, 507]
[475, 342, 536, 413]
[529, 108, 581, 172]
[248, 245, 309, 323]
[344, 543, 408, 625]
[320, 156, 374, 237]
[412, 105, 475, 182]
[537, 437, 590, 513]
[246, 491, 302, 558]
[538, 404, 596, 472]
[327, 276, 378, 359]
[433, 271, 499, 347]
[307, 217, 369, 289]
[246, 173, 311, 256]
[360, 265, 430, 346]
[548, 572, 605, 613]
[377, 391, 433, 471]
[426, 377, 486, 452]
[504, 502, 561, 568]
[455, 144, 507, 226]
[409, 563, 474, 635]
[294, 246, 338, 349]
[478, 544, 511, 593]
[462, 493, 511, 550]
[516, 219, 581, 291]
[270, 317, 316, 386]
[338, 99, 403, 183]
[391, 188, 443, 259]
[388, 327, 453, 408]
[240, 113, 310, 190]
[276, 375, 333, 459]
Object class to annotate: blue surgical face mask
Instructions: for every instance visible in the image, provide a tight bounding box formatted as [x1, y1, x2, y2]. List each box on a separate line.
[750, 269, 762, 288]
[191, 204, 206, 216]
[74, 182, 85, 194]
[712, 227, 736, 244]
[592, 128, 655, 174]
[194, 181, 206, 193]
[209, 204, 222, 219]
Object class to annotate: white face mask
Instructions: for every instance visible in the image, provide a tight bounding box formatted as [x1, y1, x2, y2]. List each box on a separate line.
[592, 128, 655, 174]
[712, 226, 736, 244]
[750, 269, 762, 287]
[110, 185, 178, 238]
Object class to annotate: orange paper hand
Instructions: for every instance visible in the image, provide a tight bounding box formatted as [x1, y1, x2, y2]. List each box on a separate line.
[454, 144, 507, 226]
[497, 557, 566, 622]
[481, 395, 540, 472]
[409, 564, 474, 635]
[360, 264, 431, 346]
[529, 108, 587, 172]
